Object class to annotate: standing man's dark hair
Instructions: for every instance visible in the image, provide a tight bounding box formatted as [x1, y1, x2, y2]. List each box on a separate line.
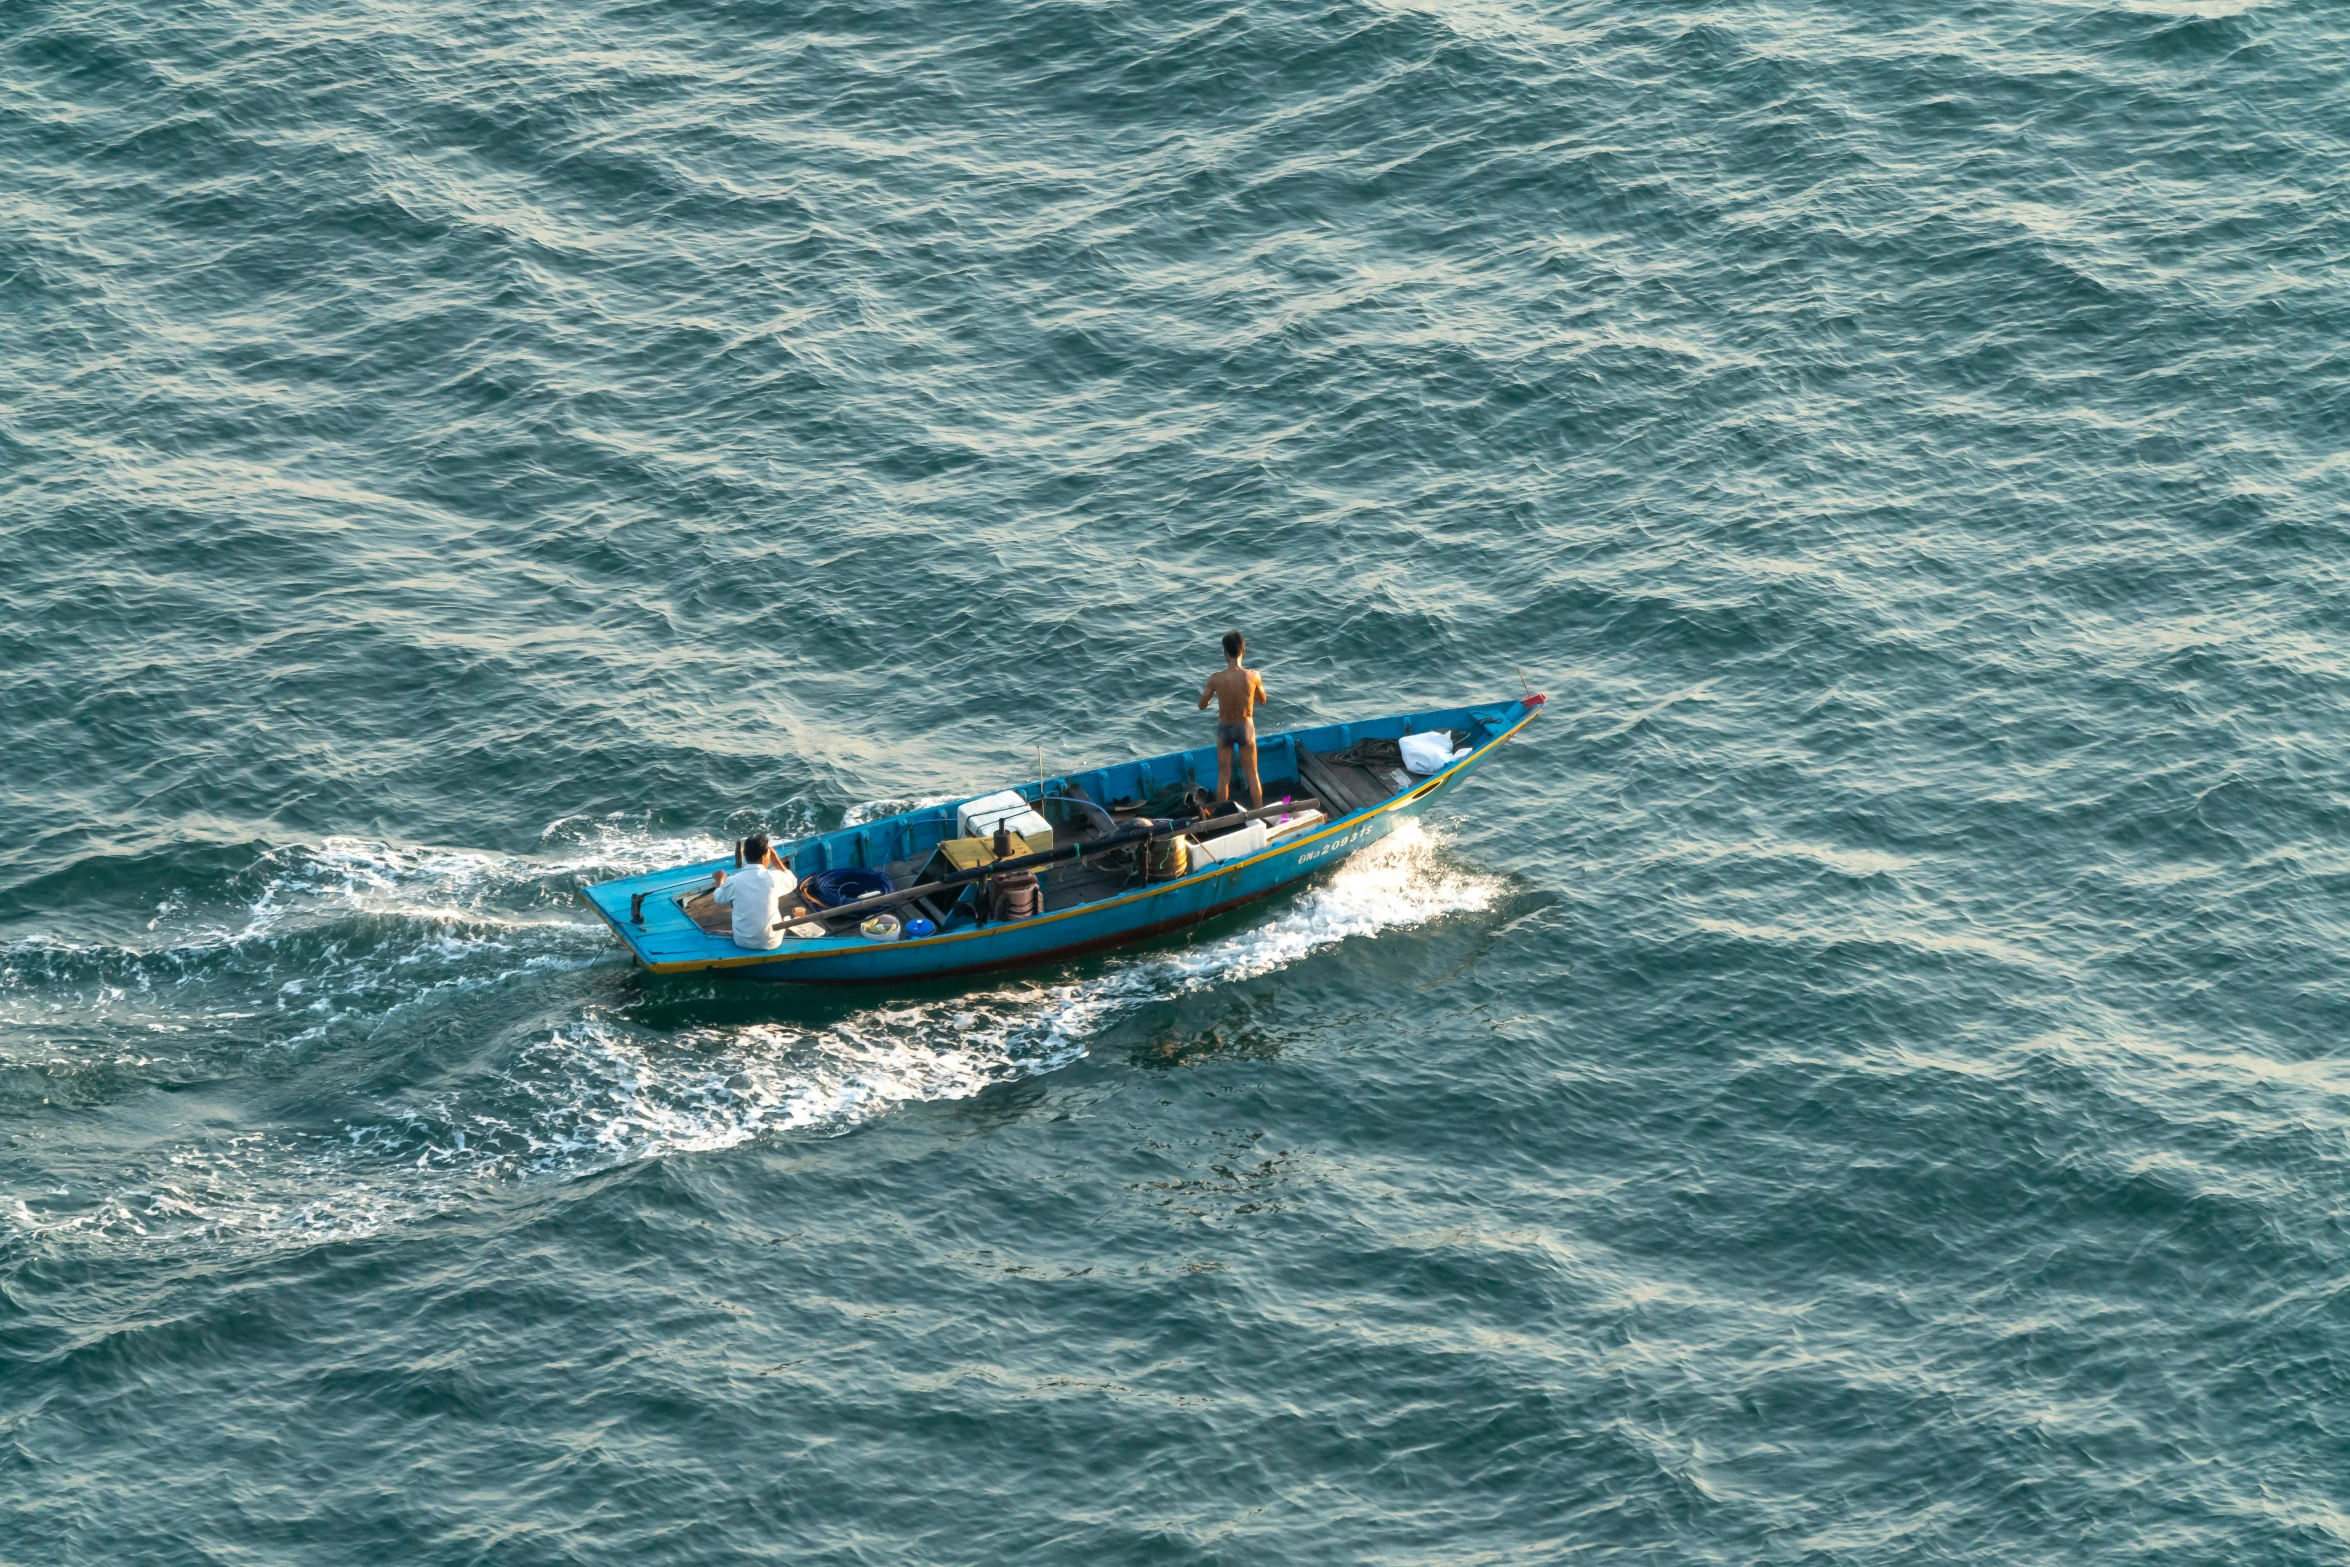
[1222, 629, 1244, 660]
[742, 833, 771, 864]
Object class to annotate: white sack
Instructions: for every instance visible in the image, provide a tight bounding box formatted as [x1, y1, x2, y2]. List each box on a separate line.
[1400, 731, 1472, 775]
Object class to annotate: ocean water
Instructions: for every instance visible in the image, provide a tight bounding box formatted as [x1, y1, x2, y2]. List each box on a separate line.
[4, 0, 2347, 1559]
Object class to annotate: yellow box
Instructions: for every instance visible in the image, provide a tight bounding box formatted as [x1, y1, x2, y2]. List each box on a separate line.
[937, 833, 1045, 873]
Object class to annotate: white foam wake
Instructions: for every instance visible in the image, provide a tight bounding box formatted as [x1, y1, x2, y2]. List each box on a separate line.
[497, 819, 1502, 1165]
[4, 820, 1502, 1251]
[0, 816, 727, 1047]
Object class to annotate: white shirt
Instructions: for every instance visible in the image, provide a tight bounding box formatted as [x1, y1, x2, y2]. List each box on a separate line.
[711, 862, 797, 950]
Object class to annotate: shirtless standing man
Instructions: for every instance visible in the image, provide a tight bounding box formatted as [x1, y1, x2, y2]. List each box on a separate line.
[1198, 630, 1270, 807]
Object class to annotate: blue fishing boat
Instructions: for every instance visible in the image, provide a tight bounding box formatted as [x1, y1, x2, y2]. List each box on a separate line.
[580, 694, 1546, 982]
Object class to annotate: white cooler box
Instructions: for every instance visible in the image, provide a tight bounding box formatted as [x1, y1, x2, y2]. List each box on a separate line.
[957, 789, 1053, 846]
[1189, 818, 1269, 866]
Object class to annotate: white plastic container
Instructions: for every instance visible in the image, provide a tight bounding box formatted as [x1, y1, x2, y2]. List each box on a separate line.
[956, 789, 1053, 846]
[1189, 818, 1269, 866]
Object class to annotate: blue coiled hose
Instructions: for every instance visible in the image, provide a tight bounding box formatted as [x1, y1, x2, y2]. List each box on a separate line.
[801, 868, 894, 908]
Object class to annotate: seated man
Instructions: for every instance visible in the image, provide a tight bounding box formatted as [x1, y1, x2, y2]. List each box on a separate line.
[709, 833, 798, 950]
[1197, 628, 1270, 808]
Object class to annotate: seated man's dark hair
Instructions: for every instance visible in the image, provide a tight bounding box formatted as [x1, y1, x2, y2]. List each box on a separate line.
[1222, 630, 1245, 659]
[742, 833, 771, 864]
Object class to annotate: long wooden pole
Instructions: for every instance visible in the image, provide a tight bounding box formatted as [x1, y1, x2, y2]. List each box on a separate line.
[778, 797, 1322, 931]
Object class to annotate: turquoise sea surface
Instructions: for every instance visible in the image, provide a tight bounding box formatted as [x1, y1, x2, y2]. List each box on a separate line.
[4, 0, 2346, 1560]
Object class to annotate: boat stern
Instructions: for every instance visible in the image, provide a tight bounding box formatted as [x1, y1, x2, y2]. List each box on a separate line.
[579, 858, 735, 969]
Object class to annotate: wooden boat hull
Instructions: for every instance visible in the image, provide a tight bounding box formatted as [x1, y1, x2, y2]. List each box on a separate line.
[579, 695, 1543, 984]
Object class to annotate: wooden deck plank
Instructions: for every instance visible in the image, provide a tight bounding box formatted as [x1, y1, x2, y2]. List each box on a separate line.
[681, 891, 731, 937]
[1298, 749, 1384, 815]
[1293, 749, 1353, 812]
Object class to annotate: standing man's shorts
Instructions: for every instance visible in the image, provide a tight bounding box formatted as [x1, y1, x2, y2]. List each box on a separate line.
[1217, 720, 1253, 747]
